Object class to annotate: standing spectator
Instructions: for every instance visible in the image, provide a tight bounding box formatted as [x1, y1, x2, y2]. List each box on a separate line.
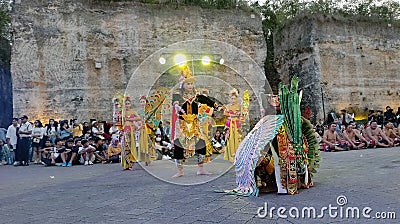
[6, 118, 19, 164]
[368, 110, 376, 122]
[0, 127, 6, 142]
[45, 119, 59, 145]
[59, 121, 72, 140]
[82, 121, 91, 139]
[396, 107, 400, 126]
[376, 110, 384, 126]
[384, 106, 397, 126]
[15, 115, 32, 166]
[109, 122, 120, 140]
[72, 119, 83, 138]
[91, 121, 104, 138]
[339, 109, 353, 126]
[31, 120, 44, 164]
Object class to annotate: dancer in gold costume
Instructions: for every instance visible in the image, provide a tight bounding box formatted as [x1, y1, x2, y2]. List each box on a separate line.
[172, 65, 219, 178]
[223, 89, 243, 162]
[137, 96, 157, 166]
[121, 97, 140, 170]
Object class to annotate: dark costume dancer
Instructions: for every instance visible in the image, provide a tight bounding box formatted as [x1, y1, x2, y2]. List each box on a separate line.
[172, 65, 218, 178]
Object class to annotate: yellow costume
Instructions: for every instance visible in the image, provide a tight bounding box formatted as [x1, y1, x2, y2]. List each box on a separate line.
[137, 96, 157, 163]
[121, 98, 138, 170]
[224, 89, 243, 162]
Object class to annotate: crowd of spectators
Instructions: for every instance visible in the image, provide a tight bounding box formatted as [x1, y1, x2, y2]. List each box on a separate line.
[0, 116, 174, 167]
[316, 106, 400, 152]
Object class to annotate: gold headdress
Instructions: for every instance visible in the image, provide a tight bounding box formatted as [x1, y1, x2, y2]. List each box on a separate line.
[230, 88, 239, 96]
[179, 65, 196, 86]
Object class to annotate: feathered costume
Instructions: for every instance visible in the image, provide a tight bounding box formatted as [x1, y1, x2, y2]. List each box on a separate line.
[219, 76, 320, 196]
[230, 115, 284, 196]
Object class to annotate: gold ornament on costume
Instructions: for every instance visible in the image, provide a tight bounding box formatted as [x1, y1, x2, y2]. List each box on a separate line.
[230, 88, 239, 96]
[179, 65, 196, 84]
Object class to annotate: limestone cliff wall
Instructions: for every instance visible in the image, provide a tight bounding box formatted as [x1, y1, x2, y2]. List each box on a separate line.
[11, 0, 267, 122]
[275, 15, 400, 122]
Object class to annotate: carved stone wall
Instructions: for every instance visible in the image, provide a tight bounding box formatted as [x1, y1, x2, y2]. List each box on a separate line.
[11, 0, 267, 122]
[275, 15, 400, 123]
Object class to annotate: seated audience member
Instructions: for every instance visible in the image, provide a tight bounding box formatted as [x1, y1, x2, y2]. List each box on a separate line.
[49, 138, 69, 166]
[79, 139, 95, 165]
[93, 137, 107, 164]
[382, 122, 400, 146]
[155, 134, 172, 160]
[364, 121, 393, 148]
[107, 137, 121, 163]
[342, 122, 368, 150]
[64, 138, 78, 167]
[322, 123, 347, 151]
[211, 130, 225, 154]
[40, 139, 54, 163]
[0, 140, 10, 165]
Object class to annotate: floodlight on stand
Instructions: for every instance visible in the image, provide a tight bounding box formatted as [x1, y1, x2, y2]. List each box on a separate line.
[159, 57, 166, 65]
[201, 56, 211, 65]
[174, 54, 187, 67]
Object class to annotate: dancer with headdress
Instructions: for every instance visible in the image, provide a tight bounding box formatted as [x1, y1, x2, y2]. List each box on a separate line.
[172, 65, 219, 178]
[222, 88, 243, 162]
[137, 95, 157, 166]
[121, 96, 140, 170]
[217, 76, 320, 196]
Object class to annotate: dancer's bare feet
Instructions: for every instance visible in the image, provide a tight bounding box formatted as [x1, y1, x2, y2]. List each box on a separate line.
[172, 171, 184, 178]
[197, 166, 212, 175]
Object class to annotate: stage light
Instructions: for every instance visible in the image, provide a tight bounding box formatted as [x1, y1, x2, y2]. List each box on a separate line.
[219, 58, 224, 65]
[201, 56, 211, 65]
[174, 54, 186, 66]
[159, 57, 166, 64]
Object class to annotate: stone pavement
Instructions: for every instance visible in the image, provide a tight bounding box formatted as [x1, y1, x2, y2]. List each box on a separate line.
[0, 147, 399, 224]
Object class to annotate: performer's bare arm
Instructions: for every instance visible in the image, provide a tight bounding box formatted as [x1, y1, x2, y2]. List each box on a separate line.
[365, 128, 376, 141]
[379, 129, 393, 146]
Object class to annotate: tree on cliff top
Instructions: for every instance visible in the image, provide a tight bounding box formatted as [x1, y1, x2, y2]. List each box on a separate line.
[0, 2, 10, 64]
[251, 0, 400, 93]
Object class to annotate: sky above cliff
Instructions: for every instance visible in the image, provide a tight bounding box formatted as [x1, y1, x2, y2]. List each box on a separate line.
[250, 0, 400, 5]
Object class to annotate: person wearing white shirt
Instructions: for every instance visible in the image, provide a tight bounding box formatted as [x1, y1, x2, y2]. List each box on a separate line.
[15, 115, 32, 166]
[6, 118, 19, 164]
[109, 123, 120, 140]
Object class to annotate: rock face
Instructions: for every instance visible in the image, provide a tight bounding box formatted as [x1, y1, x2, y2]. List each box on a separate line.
[275, 15, 400, 123]
[11, 0, 267, 123]
[0, 37, 12, 127]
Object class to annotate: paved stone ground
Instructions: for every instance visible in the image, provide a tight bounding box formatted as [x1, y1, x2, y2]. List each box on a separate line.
[0, 147, 399, 224]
